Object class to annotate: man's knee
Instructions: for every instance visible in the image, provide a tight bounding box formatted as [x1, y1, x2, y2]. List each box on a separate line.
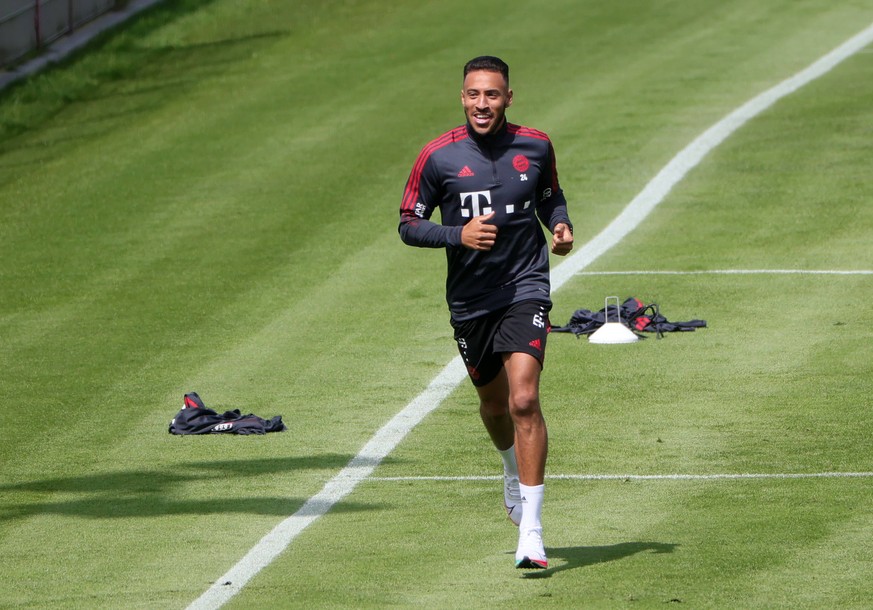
[508, 389, 541, 419]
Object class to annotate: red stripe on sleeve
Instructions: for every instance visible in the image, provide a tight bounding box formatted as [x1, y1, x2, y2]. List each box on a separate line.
[401, 126, 467, 212]
[507, 123, 550, 142]
[508, 124, 561, 190]
[547, 139, 560, 190]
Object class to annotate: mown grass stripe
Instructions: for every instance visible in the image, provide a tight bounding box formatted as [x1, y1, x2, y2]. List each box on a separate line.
[549, 20, 873, 292]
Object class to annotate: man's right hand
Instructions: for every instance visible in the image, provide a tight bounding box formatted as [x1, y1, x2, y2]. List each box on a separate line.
[461, 212, 498, 251]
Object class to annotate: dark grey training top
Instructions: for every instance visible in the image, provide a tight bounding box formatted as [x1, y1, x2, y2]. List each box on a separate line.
[399, 121, 572, 321]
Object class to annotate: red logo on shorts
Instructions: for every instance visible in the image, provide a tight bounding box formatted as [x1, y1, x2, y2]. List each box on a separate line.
[513, 155, 530, 172]
[467, 365, 480, 380]
[529, 338, 542, 351]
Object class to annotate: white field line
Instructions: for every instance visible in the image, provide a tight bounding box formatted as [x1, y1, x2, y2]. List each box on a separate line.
[187, 21, 873, 610]
[369, 472, 873, 482]
[579, 269, 873, 276]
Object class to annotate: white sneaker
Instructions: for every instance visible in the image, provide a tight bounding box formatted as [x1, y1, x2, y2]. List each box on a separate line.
[515, 527, 548, 569]
[504, 473, 522, 526]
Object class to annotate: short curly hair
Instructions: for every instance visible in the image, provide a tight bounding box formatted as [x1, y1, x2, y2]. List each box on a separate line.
[463, 56, 509, 85]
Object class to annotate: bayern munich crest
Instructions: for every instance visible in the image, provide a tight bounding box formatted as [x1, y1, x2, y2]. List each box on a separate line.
[512, 154, 530, 172]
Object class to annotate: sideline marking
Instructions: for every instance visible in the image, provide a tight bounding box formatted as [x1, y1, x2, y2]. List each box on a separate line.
[369, 472, 873, 482]
[579, 269, 873, 276]
[188, 21, 873, 610]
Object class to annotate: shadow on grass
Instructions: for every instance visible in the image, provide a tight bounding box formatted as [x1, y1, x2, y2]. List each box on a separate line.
[0, 454, 394, 521]
[520, 541, 679, 579]
[0, 28, 288, 161]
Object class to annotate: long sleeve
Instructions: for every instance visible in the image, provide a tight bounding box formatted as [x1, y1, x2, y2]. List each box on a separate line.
[399, 213, 463, 248]
[398, 141, 462, 248]
[535, 138, 572, 232]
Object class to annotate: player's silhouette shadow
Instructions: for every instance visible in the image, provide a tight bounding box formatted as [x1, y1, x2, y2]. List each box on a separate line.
[519, 541, 678, 579]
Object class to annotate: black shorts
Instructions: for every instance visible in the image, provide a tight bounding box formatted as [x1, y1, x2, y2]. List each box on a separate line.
[451, 300, 551, 387]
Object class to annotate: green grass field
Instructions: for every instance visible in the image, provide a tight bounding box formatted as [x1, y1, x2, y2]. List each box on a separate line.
[1, 0, 872, 607]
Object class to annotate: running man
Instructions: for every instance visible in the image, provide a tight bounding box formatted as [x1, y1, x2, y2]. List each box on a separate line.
[398, 56, 574, 569]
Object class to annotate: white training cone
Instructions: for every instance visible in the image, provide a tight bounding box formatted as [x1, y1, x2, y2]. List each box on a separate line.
[589, 296, 640, 344]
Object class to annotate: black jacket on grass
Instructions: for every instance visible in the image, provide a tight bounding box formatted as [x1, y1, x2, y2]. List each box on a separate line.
[169, 393, 286, 435]
[399, 121, 572, 321]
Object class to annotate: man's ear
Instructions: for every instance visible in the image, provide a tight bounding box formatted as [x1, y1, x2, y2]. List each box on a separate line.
[506, 88, 514, 107]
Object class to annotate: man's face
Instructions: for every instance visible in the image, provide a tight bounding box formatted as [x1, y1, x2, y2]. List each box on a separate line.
[461, 70, 513, 136]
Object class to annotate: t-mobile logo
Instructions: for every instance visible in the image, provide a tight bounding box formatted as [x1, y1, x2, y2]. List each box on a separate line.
[459, 190, 492, 218]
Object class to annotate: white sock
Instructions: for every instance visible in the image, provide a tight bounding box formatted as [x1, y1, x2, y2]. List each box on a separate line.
[498, 445, 518, 476]
[518, 483, 544, 531]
